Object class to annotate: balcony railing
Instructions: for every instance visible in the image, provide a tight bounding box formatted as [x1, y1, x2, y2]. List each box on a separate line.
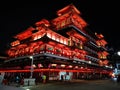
[84, 46, 98, 55]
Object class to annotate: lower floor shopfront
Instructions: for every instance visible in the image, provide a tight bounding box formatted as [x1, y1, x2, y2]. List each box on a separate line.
[0, 53, 113, 85]
[0, 68, 112, 85]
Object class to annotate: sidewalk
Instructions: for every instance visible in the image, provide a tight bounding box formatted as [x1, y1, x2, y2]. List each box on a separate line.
[0, 84, 23, 90]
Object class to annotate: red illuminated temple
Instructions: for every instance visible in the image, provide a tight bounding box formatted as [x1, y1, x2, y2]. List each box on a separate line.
[0, 4, 113, 80]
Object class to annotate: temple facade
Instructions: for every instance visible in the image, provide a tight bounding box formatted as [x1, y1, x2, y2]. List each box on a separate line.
[1, 4, 113, 80]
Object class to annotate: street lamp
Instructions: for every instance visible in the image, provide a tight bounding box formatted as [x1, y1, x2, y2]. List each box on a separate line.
[117, 51, 120, 56]
[29, 56, 34, 78]
[111, 51, 120, 68]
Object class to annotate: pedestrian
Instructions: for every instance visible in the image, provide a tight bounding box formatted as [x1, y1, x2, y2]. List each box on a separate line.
[20, 78, 24, 86]
[2, 78, 8, 85]
[61, 75, 64, 82]
[42, 75, 46, 84]
[117, 75, 120, 83]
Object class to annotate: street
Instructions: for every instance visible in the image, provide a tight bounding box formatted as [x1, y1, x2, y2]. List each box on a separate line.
[0, 79, 120, 90]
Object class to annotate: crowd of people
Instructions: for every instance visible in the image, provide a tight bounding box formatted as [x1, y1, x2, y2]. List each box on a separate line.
[1, 73, 47, 86]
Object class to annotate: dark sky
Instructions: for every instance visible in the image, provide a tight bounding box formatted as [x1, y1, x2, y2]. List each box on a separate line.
[0, 0, 119, 55]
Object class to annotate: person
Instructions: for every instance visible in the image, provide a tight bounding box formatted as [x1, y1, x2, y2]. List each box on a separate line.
[61, 75, 64, 82]
[2, 78, 8, 85]
[42, 75, 46, 84]
[16, 76, 20, 83]
[117, 75, 120, 83]
[20, 77, 24, 86]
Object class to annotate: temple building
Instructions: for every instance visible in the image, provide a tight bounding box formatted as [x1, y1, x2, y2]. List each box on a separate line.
[0, 4, 113, 80]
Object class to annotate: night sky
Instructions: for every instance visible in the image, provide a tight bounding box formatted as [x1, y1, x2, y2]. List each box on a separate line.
[0, 0, 119, 55]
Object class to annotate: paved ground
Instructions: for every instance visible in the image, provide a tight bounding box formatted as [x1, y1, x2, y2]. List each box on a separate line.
[0, 79, 120, 90]
[0, 85, 23, 90]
